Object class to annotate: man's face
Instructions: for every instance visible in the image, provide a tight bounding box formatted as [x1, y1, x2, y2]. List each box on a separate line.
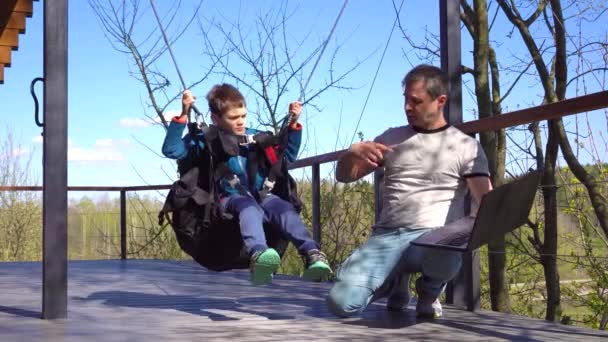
[403, 80, 447, 129]
[212, 106, 247, 135]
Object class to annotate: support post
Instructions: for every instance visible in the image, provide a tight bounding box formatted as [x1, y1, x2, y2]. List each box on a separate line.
[440, 0, 480, 311]
[120, 190, 127, 260]
[42, 0, 68, 320]
[312, 163, 321, 244]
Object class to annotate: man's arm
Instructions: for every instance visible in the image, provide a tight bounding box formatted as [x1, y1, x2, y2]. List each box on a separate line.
[466, 176, 493, 216]
[336, 141, 392, 183]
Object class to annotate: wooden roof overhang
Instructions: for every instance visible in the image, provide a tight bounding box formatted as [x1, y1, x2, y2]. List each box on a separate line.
[0, 0, 36, 84]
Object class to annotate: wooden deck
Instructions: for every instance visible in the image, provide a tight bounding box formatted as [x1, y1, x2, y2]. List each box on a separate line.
[0, 260, 606, 341]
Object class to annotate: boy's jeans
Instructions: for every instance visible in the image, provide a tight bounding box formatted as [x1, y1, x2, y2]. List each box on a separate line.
[223, 194, 318, 256]
[327, 226, 462, 317]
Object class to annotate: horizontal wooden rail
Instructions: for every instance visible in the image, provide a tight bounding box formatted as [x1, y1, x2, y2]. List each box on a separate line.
[291, 90, 608, 169]
[457, 90, 608, 134]
[2, 89, 607, 190]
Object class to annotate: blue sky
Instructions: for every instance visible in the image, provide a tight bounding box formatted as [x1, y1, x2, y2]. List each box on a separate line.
[1, 0, 606, 194]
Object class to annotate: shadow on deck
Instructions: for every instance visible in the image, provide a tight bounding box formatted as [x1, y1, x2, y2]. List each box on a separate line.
[0, 260, 606, 341]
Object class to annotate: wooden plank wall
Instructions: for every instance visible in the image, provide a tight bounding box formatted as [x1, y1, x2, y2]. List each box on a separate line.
[0, 0, 35, 84]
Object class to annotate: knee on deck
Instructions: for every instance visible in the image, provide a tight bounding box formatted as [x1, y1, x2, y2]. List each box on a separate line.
[326, 282, 372, 318]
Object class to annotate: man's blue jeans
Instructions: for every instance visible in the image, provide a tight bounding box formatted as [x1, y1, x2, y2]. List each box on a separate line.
[327, 227, 462, 317]
[223, 194, 319, 257]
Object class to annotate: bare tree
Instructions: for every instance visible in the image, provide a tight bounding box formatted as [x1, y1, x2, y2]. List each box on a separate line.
[460, 0, 512, 312]
[0, 130, 42, 261]
[198, 0, 370, 134]
[496, 0, 608, 322]
[88, 0, 213, 129]
[398, 0, 608, 322]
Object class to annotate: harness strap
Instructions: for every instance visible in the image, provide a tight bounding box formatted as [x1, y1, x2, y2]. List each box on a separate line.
[185, 123, 292, 205]
[214, 162, 252, 197]
[246, 146, 261, 201]
[158, 166, 214, 227]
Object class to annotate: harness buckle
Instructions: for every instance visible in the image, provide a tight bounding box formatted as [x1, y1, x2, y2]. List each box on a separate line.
[262, 178, 275, 192]
[239, 134, 256, 146]
[227, 175, 241, 188]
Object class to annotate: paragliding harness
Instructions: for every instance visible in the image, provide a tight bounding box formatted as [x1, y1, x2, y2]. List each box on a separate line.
[158, 122, 302, 271]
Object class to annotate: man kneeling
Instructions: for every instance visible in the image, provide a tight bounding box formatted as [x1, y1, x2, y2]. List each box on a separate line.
[327, 65, 492, 318]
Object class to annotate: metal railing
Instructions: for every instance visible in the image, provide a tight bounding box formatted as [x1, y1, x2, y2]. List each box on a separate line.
[1, 89, 607, 309]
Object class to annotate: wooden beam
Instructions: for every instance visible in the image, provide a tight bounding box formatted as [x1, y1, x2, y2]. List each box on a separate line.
[290, 90, 608, 171]
[0, 28, 18, 49]
[7, 12, 26, 33]
[0, 0, 19, 33]
[15, 0, 33, 17]
[457, 90, 608, 134]
[0, 64, 4, 84]
[440, 0, 463, 126]
[0, 46, 10, 65]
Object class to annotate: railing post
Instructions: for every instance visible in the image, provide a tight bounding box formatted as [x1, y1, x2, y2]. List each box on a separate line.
[312, 163, 321, 244]
[440, 0, 480, 311]
[440, 0, 462, 125]
[120, 190, 127, 260]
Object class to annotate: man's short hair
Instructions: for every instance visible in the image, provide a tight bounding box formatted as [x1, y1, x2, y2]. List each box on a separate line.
[402, 64, 449, 99]
[206, 83, 246, 116]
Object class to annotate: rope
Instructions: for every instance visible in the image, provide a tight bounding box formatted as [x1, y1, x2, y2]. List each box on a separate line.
[349, 0, 404, 145]
[149, 0, 205, 124]
[299, 0, 349, 101]
[282, 0, 349, 129]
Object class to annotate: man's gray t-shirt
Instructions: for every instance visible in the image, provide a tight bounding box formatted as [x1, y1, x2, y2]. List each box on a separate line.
[374, 125, 490, 229]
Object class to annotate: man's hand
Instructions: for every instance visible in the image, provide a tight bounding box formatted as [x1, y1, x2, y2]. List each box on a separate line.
[336, 141, 392, 182]
[350, 141, 393, 168]
[181, 90, 196, 117]
[288, 101, 302, 126]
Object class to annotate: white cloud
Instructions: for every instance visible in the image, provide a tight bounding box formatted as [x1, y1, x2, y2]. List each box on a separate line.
[95, 139, 115, 148]
[0, 148, 28, 159]
[32, 135, 43, 144]
[14, 148, 28, 157]
[121, 111, 181, 129]
[154, 110, 181, 124]
[120, 117, 152, 129]
[67, 138, 131, 163]
[69, 147, 123, 162]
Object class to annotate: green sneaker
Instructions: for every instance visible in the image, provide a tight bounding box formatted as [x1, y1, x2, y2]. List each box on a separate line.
[302, 249, 333, 282]
[250, 248, 281, 286]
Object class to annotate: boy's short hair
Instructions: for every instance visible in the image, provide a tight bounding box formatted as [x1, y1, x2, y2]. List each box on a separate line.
[206, 83, 246, 116]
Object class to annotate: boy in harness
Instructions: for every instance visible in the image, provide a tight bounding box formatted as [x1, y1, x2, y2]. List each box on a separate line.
[162, 83, 333, 285]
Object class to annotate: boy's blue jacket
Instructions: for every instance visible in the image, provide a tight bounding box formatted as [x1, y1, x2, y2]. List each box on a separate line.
[162, 119, 302, 199]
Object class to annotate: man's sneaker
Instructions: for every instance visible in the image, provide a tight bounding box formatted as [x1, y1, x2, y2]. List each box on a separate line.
[415, 277, 443, 318]
[416, 298, 443, 319]
[250, 248, 281, 286]
[302, 249, 333, 282]
[386, 273, 411, 312]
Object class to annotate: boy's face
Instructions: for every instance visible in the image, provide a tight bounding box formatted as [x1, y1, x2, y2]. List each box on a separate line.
[212, 106, 247, 135]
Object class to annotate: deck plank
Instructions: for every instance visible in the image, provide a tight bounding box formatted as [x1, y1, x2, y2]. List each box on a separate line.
[0, 260, 606, 341]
